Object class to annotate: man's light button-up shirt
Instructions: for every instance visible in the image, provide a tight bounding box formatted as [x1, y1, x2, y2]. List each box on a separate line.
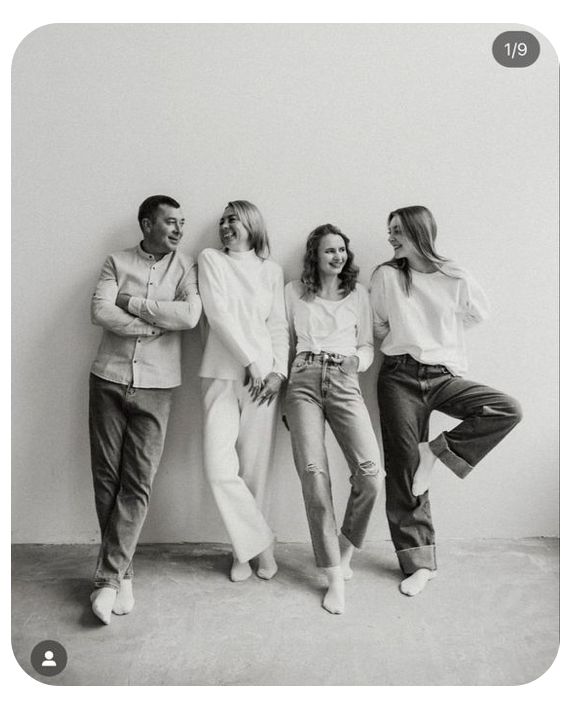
[90, 243, 201, 388]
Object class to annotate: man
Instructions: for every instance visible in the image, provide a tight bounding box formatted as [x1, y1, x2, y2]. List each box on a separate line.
[89, 195, 201, 624]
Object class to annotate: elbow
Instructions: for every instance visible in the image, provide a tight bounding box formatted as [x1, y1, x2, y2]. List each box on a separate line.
[183, 307, 202, 330]
[91, 301, 106, 327]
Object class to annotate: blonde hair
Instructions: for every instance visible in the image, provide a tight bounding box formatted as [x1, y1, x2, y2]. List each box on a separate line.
[224, 200, 270, 259]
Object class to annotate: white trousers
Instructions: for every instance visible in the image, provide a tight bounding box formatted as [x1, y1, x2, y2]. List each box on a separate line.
[201, 377, 278, 562]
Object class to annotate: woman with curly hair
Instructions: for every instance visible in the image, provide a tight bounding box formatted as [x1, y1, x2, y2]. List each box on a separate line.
[284, 224, 382, 614]
[371, 205, 522, 597]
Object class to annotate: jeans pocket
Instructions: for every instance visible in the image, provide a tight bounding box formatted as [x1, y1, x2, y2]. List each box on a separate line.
[381, 357, 401, 374]
[291, 358, 309, 374]
[339, 358, 358, 376]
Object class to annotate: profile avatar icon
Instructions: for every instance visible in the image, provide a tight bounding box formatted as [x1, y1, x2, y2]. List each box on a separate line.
[41, 650, 57, 667]
[30, 639, 67, 676]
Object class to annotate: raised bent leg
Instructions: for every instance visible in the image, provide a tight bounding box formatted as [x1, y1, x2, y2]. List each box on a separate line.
[429, 377, 522, 478]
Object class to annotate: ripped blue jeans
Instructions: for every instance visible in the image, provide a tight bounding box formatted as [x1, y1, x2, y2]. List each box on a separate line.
[285, 352, 383, 568]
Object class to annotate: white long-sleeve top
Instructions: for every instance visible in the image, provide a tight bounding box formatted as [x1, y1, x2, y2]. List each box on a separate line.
[369, 264, 490, 376]
[198, 247, 289, 380]
[285, 280, 374, 373]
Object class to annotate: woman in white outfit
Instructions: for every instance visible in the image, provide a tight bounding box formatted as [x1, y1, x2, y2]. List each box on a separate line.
[198, 200, 289, 582]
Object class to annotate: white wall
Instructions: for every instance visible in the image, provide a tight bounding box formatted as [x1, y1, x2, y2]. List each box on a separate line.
[12, 24, 558, 544]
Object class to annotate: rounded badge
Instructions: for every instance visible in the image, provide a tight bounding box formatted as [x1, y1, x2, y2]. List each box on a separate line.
[30, 640, 67, 677]
[492, 31, 540, 68]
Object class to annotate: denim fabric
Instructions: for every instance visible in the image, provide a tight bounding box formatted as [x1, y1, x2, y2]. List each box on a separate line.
[89, 374, 173, 590]
[377, 354, 522, 575]
[285, 352, 383, 568]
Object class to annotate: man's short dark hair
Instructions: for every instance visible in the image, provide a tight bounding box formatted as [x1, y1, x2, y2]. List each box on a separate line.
[138, 195, 180, 227]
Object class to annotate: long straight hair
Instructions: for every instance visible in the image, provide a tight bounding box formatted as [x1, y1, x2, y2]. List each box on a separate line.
[376, 205, 460, 294]
[300, 223, 359, 300]
[224, 200, 270, 259]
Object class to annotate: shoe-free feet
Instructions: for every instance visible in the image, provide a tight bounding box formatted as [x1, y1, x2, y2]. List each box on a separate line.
[90, 587, 117, 624]
[412, 442, 438, 496]
[113, 578, 135, 615]
[230, 559, 252, 582]
[256, 542, 278, 580]
[322, 567, 345, 614]
[399, 568, 437, 596]
[339, 534, 355, 580]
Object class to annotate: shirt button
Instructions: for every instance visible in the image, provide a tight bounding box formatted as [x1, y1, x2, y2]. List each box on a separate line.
[133, 360, 137, 363]
[137, 339, 141, 343]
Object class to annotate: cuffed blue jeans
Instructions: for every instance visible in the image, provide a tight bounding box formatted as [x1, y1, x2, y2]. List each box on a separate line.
[377, 354, 522, 575]
[89, 374, 173, 590]
[286, 352, 383, 568]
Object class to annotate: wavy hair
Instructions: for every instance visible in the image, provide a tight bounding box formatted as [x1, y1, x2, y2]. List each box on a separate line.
[300, 223, 359, 300]
[376, 205, 452, 295]
[223, 200, 270, 259]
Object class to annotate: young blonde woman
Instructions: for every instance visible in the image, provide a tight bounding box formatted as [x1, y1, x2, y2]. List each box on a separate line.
[370, 205, 522, 597]
[285, 224, 382, 614]
[198, 200, 288, 582]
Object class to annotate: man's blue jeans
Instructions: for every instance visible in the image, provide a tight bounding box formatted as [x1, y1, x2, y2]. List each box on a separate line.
[89, 374, 173, 590]
[377, 354, 522, 575]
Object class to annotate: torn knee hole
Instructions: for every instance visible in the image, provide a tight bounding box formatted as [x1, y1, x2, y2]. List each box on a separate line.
[305, 463, 324, 476]
[357, 460, 379, 476]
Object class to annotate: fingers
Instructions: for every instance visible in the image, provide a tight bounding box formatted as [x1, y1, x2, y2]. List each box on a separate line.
[247, 378, 263, 401]
[256, 384, 273, 407]
[261, 391, 277, 407]
[255, 383, 279, 407]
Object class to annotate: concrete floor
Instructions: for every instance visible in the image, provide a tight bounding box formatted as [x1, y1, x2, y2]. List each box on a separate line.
[11, 539, 558, 686]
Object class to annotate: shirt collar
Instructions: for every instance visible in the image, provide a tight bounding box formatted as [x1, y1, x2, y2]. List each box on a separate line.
[226, 248, 258, 261]
[137, 242, 173, 263]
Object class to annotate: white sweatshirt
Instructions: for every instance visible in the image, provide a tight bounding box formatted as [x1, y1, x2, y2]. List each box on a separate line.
[369, 264, 490, 376]
[198, 247, 289, 380]
[285, 280, 374, 372]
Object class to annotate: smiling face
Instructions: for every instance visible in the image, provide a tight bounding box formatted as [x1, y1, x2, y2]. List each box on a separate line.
[142, 204, 184, 256]
[219, 206, 252, 251]
[317, 232, 347, 278]
[387, 215, 421, 261]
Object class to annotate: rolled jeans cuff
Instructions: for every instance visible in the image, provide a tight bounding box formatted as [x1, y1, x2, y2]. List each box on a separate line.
[396, 544, 437, 575]
[429, 432, 473, 479]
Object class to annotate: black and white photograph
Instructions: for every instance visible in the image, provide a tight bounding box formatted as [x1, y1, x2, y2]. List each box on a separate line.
[10, 21, 559, 687]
